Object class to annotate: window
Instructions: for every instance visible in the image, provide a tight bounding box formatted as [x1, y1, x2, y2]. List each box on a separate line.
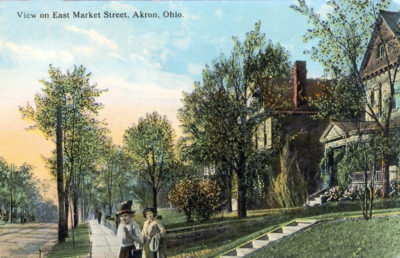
[370, 90, 375, 106]
[378, 83, 382, 113]
[394, 81, 400, 110]
[378, 44, 385, 59]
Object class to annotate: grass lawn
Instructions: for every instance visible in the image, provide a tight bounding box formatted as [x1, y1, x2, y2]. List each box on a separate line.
[178, 200, 400, 257]
[107, 200, 400, 257]
[47, 223, 90, 258]
[249, 216, 400, 258]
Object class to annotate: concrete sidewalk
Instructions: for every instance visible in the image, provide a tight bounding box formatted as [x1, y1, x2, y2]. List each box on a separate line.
[89, 220, 120, 258]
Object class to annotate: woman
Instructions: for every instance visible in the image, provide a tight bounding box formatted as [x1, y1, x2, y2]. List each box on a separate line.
[141, 208, 166, 258]
[117, 201, 143, 258]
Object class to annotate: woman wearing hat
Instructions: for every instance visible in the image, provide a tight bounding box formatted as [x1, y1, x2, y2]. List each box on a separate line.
[141, 208, 166, 258]
[117, 201, 143, 258]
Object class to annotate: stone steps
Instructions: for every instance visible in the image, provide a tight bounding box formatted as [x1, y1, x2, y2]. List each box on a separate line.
[220, 220, 316, 257]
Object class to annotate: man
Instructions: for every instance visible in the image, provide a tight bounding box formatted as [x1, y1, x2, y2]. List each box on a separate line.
[97, 210, 102, 224]
[117, 201, 143, 258]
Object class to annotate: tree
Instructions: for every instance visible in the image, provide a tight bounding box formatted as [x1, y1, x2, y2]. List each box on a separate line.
[0, 159, 40, 223]
[291, 0, 397, 198]
[97, 143, 122, 216]
[20, 65, 106, 237]
[123, 112, 175, 213]
[179, 22, 291, 217]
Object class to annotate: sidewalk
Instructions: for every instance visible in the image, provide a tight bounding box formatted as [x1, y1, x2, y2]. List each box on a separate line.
[89, 220, 120, 258]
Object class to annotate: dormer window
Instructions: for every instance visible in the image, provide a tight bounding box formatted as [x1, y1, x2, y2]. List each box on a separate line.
[378, 44, 385, 59]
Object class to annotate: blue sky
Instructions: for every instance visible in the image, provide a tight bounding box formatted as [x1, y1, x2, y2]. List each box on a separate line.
[1, 0, 400, 190]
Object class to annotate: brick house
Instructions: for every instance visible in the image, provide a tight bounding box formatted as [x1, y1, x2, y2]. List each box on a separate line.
[255, 61, 329, 195]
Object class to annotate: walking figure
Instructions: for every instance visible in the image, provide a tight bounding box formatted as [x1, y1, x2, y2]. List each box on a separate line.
[97, 210, 102, 224]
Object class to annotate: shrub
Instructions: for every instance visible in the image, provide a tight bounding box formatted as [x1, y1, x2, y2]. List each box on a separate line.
[321, 183, 400, 204]
[168, 179, 225, 222]
[270, 144, 308, 208]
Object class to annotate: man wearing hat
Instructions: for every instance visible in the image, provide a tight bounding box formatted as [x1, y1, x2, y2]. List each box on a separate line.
[117, 201, 143, 258]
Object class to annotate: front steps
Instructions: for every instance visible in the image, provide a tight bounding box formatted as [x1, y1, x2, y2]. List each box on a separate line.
[220, 220, 316, 257]
[306, 188, 329, 207]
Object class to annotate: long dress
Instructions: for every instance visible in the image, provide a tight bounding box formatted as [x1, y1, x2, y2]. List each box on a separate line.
[141, 219, 166, 258]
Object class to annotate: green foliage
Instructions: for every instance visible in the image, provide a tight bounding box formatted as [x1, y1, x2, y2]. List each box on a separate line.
[179, 21, 291, 216]
[249, 216, 400, 258]
[19, 64, 107, 224]
[291, 0, 389, 121]
[168, 179, 225, 222]
[269, 143, 308, 208]
[0, 157, 43, 222]
[291, 0, 389, 77]
[123, 112, 176, 210]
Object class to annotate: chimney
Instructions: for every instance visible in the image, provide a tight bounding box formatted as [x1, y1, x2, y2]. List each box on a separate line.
[292, 61, 307, 108]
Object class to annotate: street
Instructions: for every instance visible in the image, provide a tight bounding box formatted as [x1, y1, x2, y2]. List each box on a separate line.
[0, 223, 57, 258]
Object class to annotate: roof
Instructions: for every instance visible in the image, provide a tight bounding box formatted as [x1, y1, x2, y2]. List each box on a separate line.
[320, 121, 376, 144]
[320, 114, 400, 144]
[380, 10, 400, 37]
[361, 10, 400, 76]
[259, 76, 329, 112]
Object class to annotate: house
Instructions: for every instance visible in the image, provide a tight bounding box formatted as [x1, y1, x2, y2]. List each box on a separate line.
[255, 61, 330, 194]
[320, 10, 400, 188]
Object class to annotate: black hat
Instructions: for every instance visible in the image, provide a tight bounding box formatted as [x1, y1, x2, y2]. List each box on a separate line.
[142, 207, 157, 218]
[117, 200, 135, 215]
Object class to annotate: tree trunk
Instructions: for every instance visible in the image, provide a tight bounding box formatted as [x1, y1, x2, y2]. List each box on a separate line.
[237, 152, 247, 218]
[8, 193, 13, 223]
[56, 106, 67, 241]
[381, 152, 390, 198]
[226, 172, 232, 212]
[152, 186, 158, 214]
[108, 191, 112, 216]
[73, 191, 79, 228]
[64, 191, 69, 237]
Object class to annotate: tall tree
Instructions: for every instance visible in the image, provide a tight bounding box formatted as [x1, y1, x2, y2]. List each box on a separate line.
[123, 112, 175, 213]
[179, 22, 291, 217]
[20, 65, 106, 235]
[291, 0, 396, 197]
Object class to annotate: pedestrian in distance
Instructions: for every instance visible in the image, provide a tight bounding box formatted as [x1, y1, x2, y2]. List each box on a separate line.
[117, 200, 143, 258]
[97, 210, 102, 224]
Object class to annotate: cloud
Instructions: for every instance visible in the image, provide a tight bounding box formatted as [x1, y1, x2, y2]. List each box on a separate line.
[128, 31, 173, 68]
[65, 25, 118, 51]
[215, 9, 223, 19]
[173, 36, 191, 50]
[317, 3, 333, 18]
[108, 2, 139, 13]
[110, 52, 127, 62]
[188, 63, 203, 75]
[97, 75, 189, 106]
[160, 49, 172, 63]
[0, 39, 73, 63]
[73, 47, 95, 57]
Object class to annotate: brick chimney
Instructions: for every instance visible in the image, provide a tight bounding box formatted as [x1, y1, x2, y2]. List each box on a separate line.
[292, 61, 307, 108]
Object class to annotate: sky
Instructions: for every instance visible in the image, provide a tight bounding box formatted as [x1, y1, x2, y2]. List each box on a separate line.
[1, 0, 400, 202]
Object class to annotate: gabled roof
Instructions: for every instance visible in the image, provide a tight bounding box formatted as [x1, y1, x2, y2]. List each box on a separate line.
[320, 121, 376, 143]
[360, 10, 400, 76]
[380, 10, 400, 36]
